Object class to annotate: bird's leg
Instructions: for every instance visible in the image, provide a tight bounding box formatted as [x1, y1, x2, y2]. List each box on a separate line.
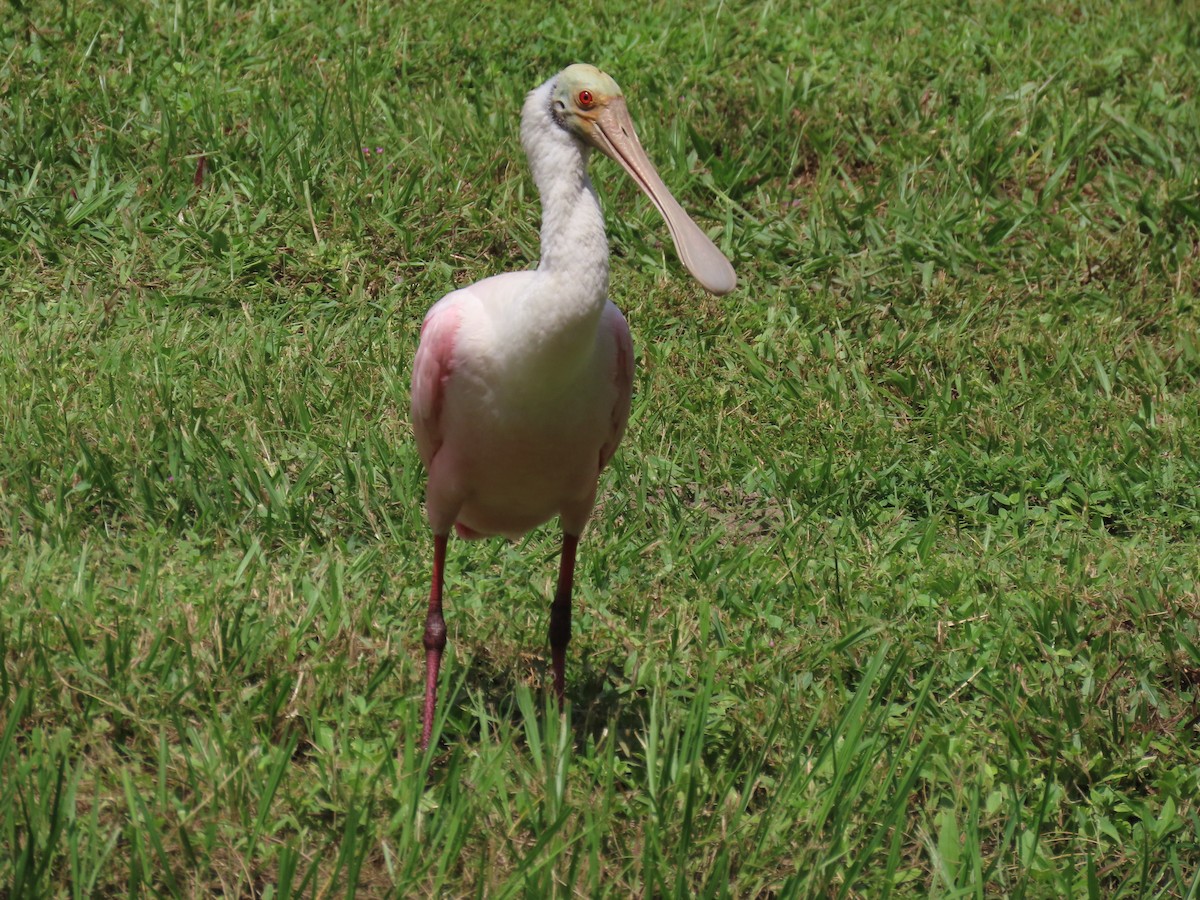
[548, 532, 579, 705]
[421, 532, 449, 750]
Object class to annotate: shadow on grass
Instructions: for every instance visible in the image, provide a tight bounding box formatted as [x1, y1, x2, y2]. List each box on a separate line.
[435, 648, 653, 754]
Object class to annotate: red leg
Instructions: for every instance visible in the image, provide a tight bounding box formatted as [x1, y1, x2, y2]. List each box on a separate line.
[421, 533, 449, 749]
[548, 532, 579, 704]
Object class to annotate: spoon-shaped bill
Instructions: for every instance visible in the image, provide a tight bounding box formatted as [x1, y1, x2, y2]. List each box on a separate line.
[588, 99, 736, 296]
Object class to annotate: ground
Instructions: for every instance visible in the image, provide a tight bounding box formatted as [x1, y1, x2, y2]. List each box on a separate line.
[1, 0, 1199, 895]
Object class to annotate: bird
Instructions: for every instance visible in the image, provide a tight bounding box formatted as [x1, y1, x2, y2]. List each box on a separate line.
[410, 63, 735, 748]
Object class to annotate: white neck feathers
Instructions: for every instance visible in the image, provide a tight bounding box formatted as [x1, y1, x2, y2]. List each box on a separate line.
[520, 78, 609, 306]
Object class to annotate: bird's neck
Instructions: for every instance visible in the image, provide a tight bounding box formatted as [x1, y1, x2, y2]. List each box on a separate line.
[520, 82, 610, 329]
[531, 146, 608, 295]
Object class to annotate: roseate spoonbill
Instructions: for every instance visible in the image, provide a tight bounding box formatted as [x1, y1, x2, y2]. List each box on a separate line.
[410, 64, 735, 748]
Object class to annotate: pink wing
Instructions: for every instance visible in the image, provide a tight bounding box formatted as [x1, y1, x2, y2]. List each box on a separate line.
[599, 303, 634, 471]
[410, 299, 462, 468]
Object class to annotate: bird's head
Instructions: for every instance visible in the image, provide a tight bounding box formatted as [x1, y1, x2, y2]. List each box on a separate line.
[547, 63, 736, 296]
[550, 64, 624, 140]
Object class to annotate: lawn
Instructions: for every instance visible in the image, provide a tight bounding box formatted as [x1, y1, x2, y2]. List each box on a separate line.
[2, 0, 1199, 895]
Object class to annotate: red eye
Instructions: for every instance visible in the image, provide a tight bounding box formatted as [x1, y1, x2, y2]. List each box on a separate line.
[578, 89, 594, 108]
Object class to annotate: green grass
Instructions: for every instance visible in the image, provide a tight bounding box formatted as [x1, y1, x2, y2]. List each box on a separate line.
[2, 0, 1200, 895]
